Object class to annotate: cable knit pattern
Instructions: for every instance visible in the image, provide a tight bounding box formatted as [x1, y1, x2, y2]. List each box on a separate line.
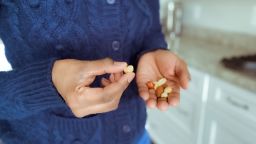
[0, 0, 167, 143]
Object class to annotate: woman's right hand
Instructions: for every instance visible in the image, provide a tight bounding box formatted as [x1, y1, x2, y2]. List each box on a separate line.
[52, 58, 135, 118]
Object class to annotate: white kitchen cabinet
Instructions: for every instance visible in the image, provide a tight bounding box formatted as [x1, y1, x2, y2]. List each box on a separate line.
[202, 106, 256, 144]
[207, 77, 256, 126]
[200, 77, 256, 144]
[147, 67, 256, 144]
[147, 67, 208, 144]
[147, 109, 189, 144]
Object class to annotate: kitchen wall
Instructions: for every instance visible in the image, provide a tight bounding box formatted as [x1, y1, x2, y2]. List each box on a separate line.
[160, 0, 256, 50]
[0, 40, 12, 71]
[181, 0, 256, 35]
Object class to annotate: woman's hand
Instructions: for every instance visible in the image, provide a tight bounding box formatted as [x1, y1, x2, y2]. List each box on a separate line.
[136, 50, 190, 111]
[52, 58, 135, 118]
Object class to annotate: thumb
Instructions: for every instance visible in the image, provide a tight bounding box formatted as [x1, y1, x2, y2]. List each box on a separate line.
[175, 59, 190, 89]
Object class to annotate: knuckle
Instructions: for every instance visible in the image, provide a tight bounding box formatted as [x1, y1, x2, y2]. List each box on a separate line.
[110, 102, 119, 111]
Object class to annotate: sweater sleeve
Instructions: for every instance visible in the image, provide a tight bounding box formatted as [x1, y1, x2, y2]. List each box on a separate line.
[138, 0, 168, 58]
[0, 58, 65, 120]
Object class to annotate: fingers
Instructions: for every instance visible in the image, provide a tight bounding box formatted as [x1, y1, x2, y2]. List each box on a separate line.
[175, 59, 190, 89]
[146, 90, 157, 108]
[168, 91, 180, 106]
[86, 73, 135, 104]
[101, 78, 111, 87]
[136, 74, 152, 101]
[157, 100, 169, 111]
[138, 84, 150, 101]
[90, 58, 127, 76]
[103, 73, 135, 100]
[71, 73, 135, 118]
[73, 99, 120, 118]
[101, 71, 123, 87]
[165, 80, 180, 106]
[109, 72, 123, 83]
[109, 74, 115, 82]
[145, 79, 180, 111]
[113, 72, 122, 82]
[156, 89, 180, 111]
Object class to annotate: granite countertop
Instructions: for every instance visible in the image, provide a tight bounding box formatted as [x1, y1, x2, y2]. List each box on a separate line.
[168, 37, 256, 93]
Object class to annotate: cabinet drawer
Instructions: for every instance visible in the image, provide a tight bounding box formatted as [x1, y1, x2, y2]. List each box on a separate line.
[166, 96, 199, 135]
[208, 77, 256, 124]
[202, 107, 256, 144]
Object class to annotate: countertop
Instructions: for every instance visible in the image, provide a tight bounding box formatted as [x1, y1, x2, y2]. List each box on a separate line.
[168, 37, 256, 93]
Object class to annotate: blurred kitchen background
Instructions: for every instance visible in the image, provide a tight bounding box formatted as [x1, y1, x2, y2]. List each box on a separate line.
[146, 0, 256, 144]
[0, 0, 256, 144]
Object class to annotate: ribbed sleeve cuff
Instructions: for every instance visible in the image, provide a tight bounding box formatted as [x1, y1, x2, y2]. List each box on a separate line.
[10, 58, 65, 112]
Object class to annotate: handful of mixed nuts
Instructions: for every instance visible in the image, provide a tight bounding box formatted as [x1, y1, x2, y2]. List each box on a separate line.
[146, 78, 172, 102]
[123, 65, 172, 102]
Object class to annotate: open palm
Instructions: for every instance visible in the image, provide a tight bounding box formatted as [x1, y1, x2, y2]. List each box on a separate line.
[136, 50, 190, 111]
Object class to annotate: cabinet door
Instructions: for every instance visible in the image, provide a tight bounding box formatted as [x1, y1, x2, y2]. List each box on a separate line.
[208, 77, 256, 127]
[147, 109, 189, 144]
[184, 67, 207, 101]
[166, 95, 198, 136]
[202, 107, 256, 144]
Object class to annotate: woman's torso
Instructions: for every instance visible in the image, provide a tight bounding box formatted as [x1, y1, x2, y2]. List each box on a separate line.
[0, 0, 153, 143]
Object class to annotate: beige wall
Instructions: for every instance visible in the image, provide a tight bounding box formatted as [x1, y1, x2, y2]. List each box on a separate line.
[181, 0, 256, 35]
[160, 0, 256, 35]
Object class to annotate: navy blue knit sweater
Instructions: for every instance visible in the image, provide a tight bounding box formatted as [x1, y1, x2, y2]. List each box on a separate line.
[0, 0, 167, 143]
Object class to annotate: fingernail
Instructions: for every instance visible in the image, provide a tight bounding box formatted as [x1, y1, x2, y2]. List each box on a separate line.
[127, 73, 135, 83]
[142, 95, 147, 101]
[127, 77, 133, 83]
[170, 98, 179, 106]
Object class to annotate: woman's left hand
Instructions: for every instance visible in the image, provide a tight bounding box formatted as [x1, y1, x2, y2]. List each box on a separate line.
[136, 49, 191, 111]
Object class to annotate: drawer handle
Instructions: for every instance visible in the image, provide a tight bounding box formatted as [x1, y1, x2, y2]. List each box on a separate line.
[226, 97, 249, 111]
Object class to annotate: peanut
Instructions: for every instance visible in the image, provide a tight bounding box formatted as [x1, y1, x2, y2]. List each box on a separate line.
[161, 92, 169, 98]
[154, 78, 167, 90]
[156, 86, 164, 97]
[164, 87, 172, 94]
[146, 81, 155, 89]
[153, 82, 159, 90]
[124, 65, 134, 73]
[145, 78, 172, 102]
[157, 97, 168, 102]
[157, 78, 167, 87]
